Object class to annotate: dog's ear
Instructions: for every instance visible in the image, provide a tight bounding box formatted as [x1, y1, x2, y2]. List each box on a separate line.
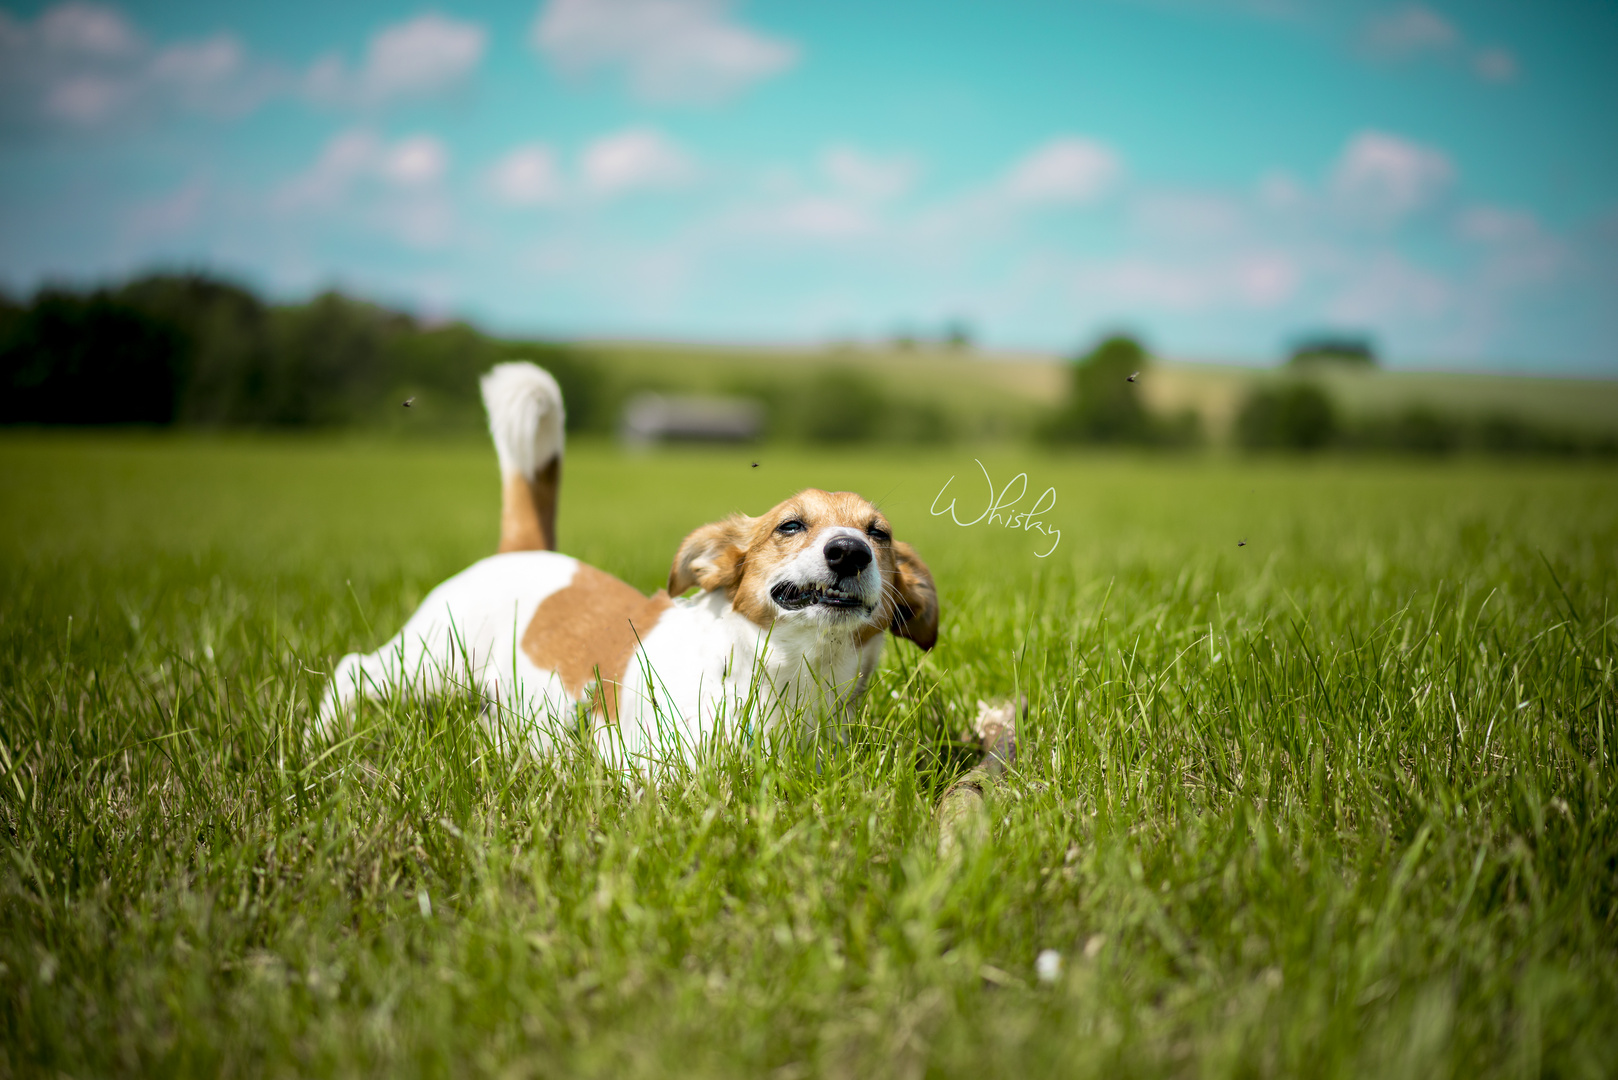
[668, 514, 752, 595]
[888, 541, 939, 650]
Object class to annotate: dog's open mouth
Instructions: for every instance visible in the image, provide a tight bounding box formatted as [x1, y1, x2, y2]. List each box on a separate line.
[770, 580, 867, 611]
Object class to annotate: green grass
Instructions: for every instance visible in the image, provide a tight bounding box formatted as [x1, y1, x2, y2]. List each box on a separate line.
[3, 432, 1616, 1078]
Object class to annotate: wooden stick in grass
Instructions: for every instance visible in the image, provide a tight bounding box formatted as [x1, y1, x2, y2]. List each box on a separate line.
[937, 698, 1023, 858]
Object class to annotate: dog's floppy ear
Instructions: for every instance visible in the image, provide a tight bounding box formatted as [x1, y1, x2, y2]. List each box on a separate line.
[888, 540, 939, 650]
[668, 514, 752, 595]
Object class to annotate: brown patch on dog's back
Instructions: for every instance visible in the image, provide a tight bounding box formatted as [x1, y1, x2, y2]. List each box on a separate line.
[521, 563, 672, 719]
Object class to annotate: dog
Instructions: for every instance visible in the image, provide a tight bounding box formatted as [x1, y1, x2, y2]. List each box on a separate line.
[319, 362, 939, 767]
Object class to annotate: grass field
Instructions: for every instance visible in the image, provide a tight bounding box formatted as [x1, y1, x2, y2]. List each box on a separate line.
[3, 432, 1616, 1077]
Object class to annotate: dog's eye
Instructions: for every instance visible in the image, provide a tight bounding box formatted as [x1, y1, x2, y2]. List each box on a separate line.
[776, 520, 806, 535]
[867, 525, 891, 543]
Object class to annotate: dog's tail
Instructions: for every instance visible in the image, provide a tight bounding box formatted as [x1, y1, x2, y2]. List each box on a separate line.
[481, 361, 565, 552]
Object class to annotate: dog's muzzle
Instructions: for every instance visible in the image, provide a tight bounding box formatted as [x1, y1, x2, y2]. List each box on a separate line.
[770, 537, 874, 611]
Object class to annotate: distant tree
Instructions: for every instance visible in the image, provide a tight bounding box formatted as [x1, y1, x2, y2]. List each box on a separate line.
[801, 367, 887, 443]
[1236, 381, 1338, 451]
[0, 289, 184, 424]
[1387, 406, 1459, 454]
[260, 291, 402, 425]
[1287, 333, 1377, 369]
[117, 273, 273, 425]
[942, 319, 974, 350]
[1471, 412, 1585, 456]
[1042, 335, 1153, 444]
[1345, 406, 1460, 455]
[887, 399, 954, 444]
[0, 291, 20, 341]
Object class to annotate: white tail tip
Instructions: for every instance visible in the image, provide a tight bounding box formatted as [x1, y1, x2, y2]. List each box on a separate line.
[480, 362, 565, 479]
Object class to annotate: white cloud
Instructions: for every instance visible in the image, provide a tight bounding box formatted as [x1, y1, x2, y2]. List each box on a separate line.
[898, 137, 1123, 244]
[1080, 259, 1215, 310]
[1071, 251, 1299, 312]
[821, 145, 918, 202]
[44, 74, 126, 123]
[1237, 252, 1302, 306]
[1, 7, 490, 129]
[274, 129, 458, 251]
[532, 0, 798, 104]
[380, 135, 449, 187]
[1472, 47, 1518, 82]
[1362, 5, 1457, 56]
[1456, 205, 1537, 243]
[1360, 6, 1523, 85]
[152, 34, 244, 89]
[148, 34, 284, 115]
[0, 3, 279, 127]
[1003, 137, 1123, 205]
[124, 177, 209, 240]
[1478, 242, 1564, 290]
[307, 13, 487, 107]
[1132, 191, 1245, 239]
[279, 129, 450, 208]
[488, 144, 566, 206]
[374, 193, 457, 250]
[366, 14, 485, 100]
[1453, 206, 1564, 290]
[581, 128, 695, 196]
[1327, 252, 1452, 323]
[37, 2, 141, 56]
[278, 129, 382, 208]
[1257, 170, 1308, 211]
[775, 198, 873, 237]
[730, 196, 878, 241]
[1330, 130, 1454, 221]
[701, 145, 919, 246]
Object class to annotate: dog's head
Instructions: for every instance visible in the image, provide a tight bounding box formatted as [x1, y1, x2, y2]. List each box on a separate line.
[667, 488, 938, 649]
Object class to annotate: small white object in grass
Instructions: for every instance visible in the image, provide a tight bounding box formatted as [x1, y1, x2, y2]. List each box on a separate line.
[972, 699, 1018, 741]
[417, 889, 433, 918]
[1036, 949, 1062, 983]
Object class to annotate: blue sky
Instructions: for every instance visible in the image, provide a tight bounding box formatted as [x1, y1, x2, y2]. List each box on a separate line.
[1, 0, 1615, 371]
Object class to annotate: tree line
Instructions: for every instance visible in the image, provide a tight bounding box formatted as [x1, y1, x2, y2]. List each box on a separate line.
[0, 274, 945, 441]
[4, 274, 1608, 455]
[0, 274, 601, 431]
[1040, 335, 1615, 457]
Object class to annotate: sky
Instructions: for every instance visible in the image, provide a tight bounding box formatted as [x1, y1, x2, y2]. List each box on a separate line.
[1, 0, 1616, 372]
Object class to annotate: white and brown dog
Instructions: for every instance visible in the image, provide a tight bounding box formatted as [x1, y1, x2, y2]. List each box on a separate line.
[319, 362, 938, 766]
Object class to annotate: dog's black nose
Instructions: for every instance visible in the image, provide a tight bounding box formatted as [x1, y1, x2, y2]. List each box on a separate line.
[823, 536, 872, 577]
